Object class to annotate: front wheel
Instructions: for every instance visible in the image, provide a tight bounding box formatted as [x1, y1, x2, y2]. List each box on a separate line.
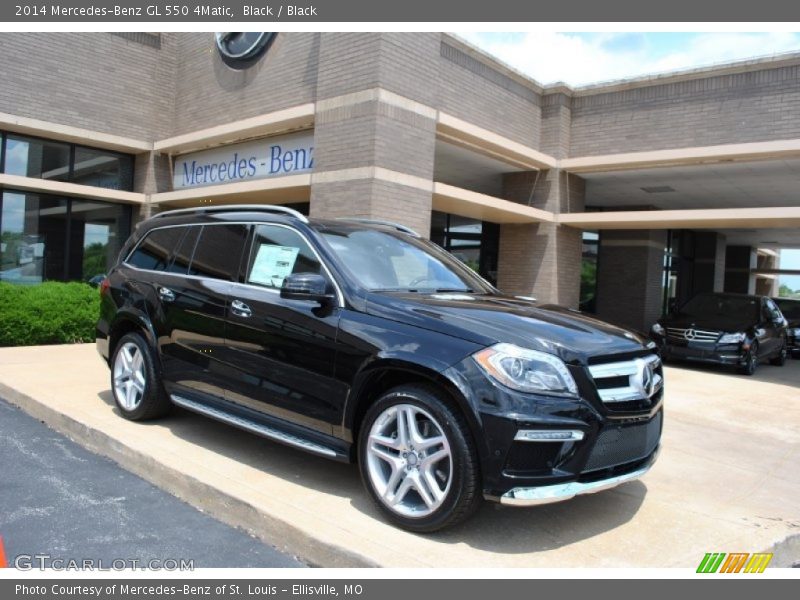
[737, 342, 759, 376]
[358, 384, 481, 533]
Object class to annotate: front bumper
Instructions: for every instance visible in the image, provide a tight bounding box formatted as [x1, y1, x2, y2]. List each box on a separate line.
[659, 340, 745, 366]
[500, 447, 659, 505]
[445, 354, 663, 503]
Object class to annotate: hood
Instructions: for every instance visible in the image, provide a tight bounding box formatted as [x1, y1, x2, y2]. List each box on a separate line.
[658, 312, 757, 333]
[365, 292, 650, 364]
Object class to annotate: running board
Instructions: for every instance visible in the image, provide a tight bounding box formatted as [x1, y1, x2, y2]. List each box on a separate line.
[170, 394, 339, 458]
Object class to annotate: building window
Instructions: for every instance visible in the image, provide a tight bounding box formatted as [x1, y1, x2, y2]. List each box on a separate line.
[1, 133, 134, 191]
[0, 191, 131, 284]
[4, 135, 71, 181]
[580, 231, 599, 312]
[430, 211, 499, 285]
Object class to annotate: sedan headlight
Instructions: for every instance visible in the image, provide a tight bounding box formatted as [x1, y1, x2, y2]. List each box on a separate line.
[790, 328, 800, 337]
[719, 332, 746, 344]
[651, 323, 665, 336]
[473, 343, 578, 397]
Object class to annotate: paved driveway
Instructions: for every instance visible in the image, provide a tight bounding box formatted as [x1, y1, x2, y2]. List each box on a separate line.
[0, 344, 797, 567]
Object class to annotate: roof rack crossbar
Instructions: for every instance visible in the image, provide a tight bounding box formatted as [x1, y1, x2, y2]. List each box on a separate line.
[152, 204, 308, 223]
[336, 217, 420, 237]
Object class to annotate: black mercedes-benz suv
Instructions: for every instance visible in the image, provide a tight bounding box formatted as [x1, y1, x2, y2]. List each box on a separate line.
[650, 292, 788, 375]
[97, 205, 663, 532]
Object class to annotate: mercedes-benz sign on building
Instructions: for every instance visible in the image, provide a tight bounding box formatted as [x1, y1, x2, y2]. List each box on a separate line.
[1, 32, 798, 331]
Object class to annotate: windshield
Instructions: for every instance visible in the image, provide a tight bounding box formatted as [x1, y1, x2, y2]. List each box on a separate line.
[774, 299, 800, 320]
[318, 226, 493, 293]
[678, 293, 759, 320]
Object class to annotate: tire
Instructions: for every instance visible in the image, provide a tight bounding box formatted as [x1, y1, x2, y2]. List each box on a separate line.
[770, 340, 787, 366]
[357, 384, 481, 533]
[111, 332, 171, 421]
[737, 342, 759, 376]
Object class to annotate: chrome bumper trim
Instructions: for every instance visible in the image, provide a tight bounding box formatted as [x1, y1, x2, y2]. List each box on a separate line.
[498, 449, 658, 506]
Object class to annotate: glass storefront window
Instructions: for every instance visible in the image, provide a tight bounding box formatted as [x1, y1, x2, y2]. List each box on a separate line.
[4, 135, 71, 181]
[430, 211, 499, 285]
[580, 231, 599, 313]
[68, 199, 131, 280]
[0, 192, 68, 283]
[72, 146, 134, 190]
[0, 191, 130, 283]
[1, 133, 135, 191]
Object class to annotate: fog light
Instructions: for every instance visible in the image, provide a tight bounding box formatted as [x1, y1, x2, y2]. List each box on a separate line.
[514, 429, 584, 442]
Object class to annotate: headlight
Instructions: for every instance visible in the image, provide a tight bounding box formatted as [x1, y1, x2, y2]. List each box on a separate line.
[790, 328, 800, 336]
[473, 343, 578, 397]
[651, 323, 665, 336]
[719, 332, 746, 344]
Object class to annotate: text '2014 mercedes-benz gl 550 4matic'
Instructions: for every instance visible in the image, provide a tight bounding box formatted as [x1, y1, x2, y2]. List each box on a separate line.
[97, 205, 663, 532]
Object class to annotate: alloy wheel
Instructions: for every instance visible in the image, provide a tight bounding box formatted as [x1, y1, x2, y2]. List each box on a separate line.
[365, 403, 453, 518]
[113, 341, 146, 411]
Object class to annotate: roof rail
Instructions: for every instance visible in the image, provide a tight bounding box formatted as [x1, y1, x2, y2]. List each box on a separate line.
[152, 204, 309, 223]
[336, 217, 420, 237]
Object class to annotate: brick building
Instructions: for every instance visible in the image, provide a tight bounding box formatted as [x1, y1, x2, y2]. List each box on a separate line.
[1, 32, 798, 331]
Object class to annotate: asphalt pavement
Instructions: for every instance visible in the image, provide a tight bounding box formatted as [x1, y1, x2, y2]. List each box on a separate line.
[0, 398, 305, 569]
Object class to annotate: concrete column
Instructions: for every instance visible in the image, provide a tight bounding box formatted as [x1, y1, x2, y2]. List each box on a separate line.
[595, 230, 668, 332]
[496, 170, 585, 307]
[724, 246, 756, 294]
[309, 33, 439, 237]
[691, 232, 727, 294]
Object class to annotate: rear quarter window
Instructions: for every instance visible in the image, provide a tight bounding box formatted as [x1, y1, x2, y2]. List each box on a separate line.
[126, 227, 183, 272]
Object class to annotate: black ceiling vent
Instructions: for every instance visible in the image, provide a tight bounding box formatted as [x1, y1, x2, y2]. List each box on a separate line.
[640, 186, 676, 193]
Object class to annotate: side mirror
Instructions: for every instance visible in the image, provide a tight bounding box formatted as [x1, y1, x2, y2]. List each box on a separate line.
[280, 272, 335, 305]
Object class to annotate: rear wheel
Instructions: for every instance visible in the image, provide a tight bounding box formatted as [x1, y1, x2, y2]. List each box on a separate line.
[358, 384, 481, 533]
[111, 332, 171, 420]
[737, 342, 759, 376]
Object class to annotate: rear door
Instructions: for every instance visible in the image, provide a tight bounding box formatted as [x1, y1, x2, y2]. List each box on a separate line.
[221, 223, 345, 435]
[151, 223, 248, 401]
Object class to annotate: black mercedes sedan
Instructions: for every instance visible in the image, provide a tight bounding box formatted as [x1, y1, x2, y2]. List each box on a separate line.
[650, 292, 788, 375]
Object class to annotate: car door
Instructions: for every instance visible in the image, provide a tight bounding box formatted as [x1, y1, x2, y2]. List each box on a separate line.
[153, 223, 248, 401]
[221, 223, 345, 435]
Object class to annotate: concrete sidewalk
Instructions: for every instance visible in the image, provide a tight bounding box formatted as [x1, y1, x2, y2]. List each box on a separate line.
[0, 343, 798, 567]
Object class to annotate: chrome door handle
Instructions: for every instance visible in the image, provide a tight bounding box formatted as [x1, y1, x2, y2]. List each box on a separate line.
[231, 299, 252, 318]
[158, 287, 175, 302]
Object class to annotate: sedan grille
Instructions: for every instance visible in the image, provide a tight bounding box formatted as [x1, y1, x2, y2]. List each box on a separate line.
[665, 327, 720, 343]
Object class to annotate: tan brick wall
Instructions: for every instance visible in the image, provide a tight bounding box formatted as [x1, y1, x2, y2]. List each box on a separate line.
[0, 33, 174, 141]
[497, 170, 585, 307]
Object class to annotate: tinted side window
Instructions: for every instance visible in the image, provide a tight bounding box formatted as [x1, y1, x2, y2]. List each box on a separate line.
[127, 228, 182, 272]
[167, 226, 200, 275]
[245, 224, 322, 289]
[190, 224, 248, 281]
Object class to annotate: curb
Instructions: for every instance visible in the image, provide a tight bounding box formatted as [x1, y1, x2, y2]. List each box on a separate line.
[0, 381, 377, 568]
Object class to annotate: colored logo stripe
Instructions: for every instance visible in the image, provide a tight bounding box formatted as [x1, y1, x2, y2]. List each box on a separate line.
[0, 535, 7, 568]
[720, 553, 750, 573]
[744, 553, 773, 573]
[697, 552, 726, 573]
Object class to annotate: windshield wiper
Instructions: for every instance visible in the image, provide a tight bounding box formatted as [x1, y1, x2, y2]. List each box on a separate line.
[434, 288, 475, 293]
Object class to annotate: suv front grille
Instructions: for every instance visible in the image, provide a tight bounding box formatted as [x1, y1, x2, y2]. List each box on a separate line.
[584, 411, 662, 472]
[665, 327, 720, 343]
[587, 353, 663, 406]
